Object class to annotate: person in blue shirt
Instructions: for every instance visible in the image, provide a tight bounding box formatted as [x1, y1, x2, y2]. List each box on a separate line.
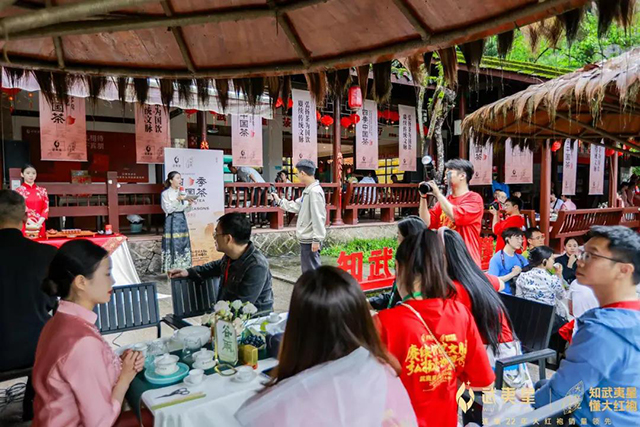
[534, 225, 640, 426]
[488, 227, 528, 294]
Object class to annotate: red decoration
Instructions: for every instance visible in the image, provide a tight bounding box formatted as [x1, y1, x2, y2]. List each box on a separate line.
[389, 111, 400, 122]
[320, 115, 334, 127]
[287, 99, 293, 109]
[350, 113, 361, 124]
[337, 248, 395, 292]
[200, 139, 209, 150]
[1, 87, 20, 97]
[378, 110, 389, 120]
[605, 148, 615, 157]
[340, 117, 352, 128]
[551, 140, 562, 152]
[184, 109, 198, 117]
[316, 111, 321, 120]
[348, 86, 363, 109]
[275, 97, 284, 108]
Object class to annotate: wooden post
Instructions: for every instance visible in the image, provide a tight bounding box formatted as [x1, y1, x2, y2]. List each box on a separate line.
[458, 90, 467, 159]
[331, 95, 344, 226]
[196, 111, 207, 146]
[540, 140, 551, 245]
[107, 171, 120, 233]
[608, 153, 618, 207]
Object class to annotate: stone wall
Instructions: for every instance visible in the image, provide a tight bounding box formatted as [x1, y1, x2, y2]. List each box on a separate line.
[128, 223, 398, 275]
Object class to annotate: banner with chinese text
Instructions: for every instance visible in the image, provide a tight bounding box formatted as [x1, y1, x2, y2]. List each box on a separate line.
[231, 113, 263, 167]
[562, 138, 578, 196]
[39, 95, 87, 161]
[398, 104, 417, 172]
[291, 89, 317, 165]
[356, 100, 378, 170]
[165, 148, 225, 266]
[469, 137, 493, 186]
[135, 104, 170, 164]
[504, 138, 533, 184]
[589, 142, 605, 195]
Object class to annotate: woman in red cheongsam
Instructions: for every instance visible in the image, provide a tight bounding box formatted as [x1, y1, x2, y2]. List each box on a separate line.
[15, 164, 49, 239]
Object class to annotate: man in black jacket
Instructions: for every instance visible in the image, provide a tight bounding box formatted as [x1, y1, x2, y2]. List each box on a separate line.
[0, 190, 57, 420]
[169, 212, 273, 312]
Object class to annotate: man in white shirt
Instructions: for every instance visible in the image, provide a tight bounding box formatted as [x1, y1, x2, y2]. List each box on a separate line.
[568, 279, 599, 318]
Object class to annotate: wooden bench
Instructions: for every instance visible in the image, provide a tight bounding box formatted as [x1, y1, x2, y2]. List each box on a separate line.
[342, 183, 419, 225]
[548, 208, 624, 251]
[621, 206, 640, 229]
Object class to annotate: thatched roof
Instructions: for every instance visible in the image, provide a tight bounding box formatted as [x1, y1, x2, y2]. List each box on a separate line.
[462, 47, 640, 158]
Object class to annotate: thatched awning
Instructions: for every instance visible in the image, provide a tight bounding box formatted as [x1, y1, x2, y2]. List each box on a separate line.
[462, 48, 640, 158]
[0, 0, 587, 79]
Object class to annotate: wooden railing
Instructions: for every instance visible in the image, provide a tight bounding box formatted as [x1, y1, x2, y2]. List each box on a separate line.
[621, 206, 640, 229]
[342, 183, 420, 224]
[548, 208, 624, 251]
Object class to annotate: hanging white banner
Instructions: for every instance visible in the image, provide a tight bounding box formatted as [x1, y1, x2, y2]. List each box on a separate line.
[39, 95, 87, 161]
[398, 104, 417, 172]
[589, 141, 605, 195]
[135, 103, 170, 164]
[504, 138, 533, 184]
[469, 137, 493, 186]
[164, 148, 225, 266]
[231, 114, 263, 167]
[562, 138, 579, 196]
[356, 100, 378, 170]
[291, 89, 317, 166]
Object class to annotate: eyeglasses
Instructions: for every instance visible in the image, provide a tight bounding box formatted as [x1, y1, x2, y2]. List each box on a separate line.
[578, 251, 627, 264]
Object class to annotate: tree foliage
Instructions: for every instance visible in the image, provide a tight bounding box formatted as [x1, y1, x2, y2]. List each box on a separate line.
[485, 11, 640, 69]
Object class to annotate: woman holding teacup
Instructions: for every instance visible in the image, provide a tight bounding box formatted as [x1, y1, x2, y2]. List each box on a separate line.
[32, 240, 145, 427]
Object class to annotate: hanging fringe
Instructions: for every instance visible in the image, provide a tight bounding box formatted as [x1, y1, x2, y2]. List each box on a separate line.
[133, 78, 150, 105]
[159, 79, 175, 110]
[116, 77, 128, 106]
[281, 76, 291, 108]
[596, 0, 620, 37]
[5, 67, 25, 87]
[336, 68, 351, 96]
[405, 53, 425, 84]
[196, 79, 211, 106]
[423, 52, 434, 79]
[497, 31, 515, 58]
[248, 77, 264, 107]
[266, 76, 281, 111]
[215, 79, 230, 112]
[437, 47, 458, 88]
[372, 61, 392, 104]
[32, 71, 54, 106]
[357, 65, 370, 99]
[522, 23, 542, 53]
[460, 39, 485, 70]
[541, 18, 564, 49]
[176, 79, 193, 105]
[618, 0, 636, 31]
[87, 76, 107, 106]
[560, 7, 584, 45]
[326, 70, 338, 98]
[304, 72, 327, 106]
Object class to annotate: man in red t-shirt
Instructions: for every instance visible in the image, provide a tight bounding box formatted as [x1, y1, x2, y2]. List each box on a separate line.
[492, 196, 525, 252]
[419, 159, 484, 266]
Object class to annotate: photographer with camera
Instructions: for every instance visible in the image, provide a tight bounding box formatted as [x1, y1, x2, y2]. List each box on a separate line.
[419, 158, 484, 266]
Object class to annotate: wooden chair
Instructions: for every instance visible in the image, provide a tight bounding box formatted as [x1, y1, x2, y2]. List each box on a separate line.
[495, 294, 557, 389]
[163, 277, 219, 330]
[94, 282, 161, 338]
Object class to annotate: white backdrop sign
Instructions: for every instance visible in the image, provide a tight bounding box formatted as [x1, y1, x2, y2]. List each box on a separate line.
[398, 104, 417, 172]
[469, 137, 493, 186]
[356, 100, 378, 170]
[504, 138, 533, 184]
[589, 142, 605, 195]
[562, 139, 578, 196]
[231, 114, 263, 167]
[291, 89, 317, 165]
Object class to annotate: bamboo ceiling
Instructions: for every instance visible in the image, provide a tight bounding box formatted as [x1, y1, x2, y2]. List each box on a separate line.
[462, 48, 640, 158]
[0, 0, 588, 79]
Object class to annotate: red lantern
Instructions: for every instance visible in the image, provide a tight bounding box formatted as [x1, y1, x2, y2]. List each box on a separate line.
[340, 116, 352, 128]
[389, 111, 400, 123]
[184, 109, 198, 117]
[1, 88, 20, 97]
[551, 140, 562, 152]
[348, 85, 363, 109]
[287, 99, 293, 109]
[275, 97, 284, 108]
[320, 115, 334, 127]
[379, 110, 389, 120]
[350, 113, 361, 124]
[605, 148, 615, 157]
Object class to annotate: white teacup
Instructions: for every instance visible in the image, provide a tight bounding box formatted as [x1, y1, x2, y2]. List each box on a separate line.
[187, 369, 204, 385]
[154, 354, 179, 376]
[194, 349, 214, 363]
[268, 313, 280, 323]
[236, 365, 254, 381]
[133, 343, 148, 357]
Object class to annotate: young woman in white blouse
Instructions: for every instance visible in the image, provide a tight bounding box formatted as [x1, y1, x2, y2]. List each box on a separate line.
[161, 171, 194, 272]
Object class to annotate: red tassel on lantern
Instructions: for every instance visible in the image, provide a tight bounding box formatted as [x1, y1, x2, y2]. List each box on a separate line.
[551, 140, 562, 152]
[320, 115, 334, 127]
[350, 113, 361, 124]
[185, 109, 198, 117]
[340, 117, 352, 128]
[348, 86, 363, 109]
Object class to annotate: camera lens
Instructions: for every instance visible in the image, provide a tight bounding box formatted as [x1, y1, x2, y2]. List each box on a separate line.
[419, 183, 431, 195]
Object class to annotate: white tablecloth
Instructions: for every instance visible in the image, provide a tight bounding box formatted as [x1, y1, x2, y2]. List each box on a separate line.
[142, 358, 279, 427]
[112, 241, 141, 286]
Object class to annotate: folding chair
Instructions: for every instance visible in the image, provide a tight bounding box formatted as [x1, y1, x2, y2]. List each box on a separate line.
[163, 277, 219, 330]
[94, 282, 161, 338]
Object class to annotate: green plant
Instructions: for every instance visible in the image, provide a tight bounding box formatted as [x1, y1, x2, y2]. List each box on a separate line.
[324, 237, 398, 269]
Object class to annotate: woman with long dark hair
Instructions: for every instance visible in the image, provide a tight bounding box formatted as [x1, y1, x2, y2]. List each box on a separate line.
[554, 238, 580, 283]
[376, 230, 494, 427]
[161, 171, 193, 271]
[236, 266, 416, 426]
[15, 164, 49, 239]
[32, 240, 145, 426]
[369, 216, 426, 310]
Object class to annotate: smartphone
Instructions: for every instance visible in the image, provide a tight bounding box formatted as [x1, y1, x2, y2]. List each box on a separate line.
[261, 366, 276, 379]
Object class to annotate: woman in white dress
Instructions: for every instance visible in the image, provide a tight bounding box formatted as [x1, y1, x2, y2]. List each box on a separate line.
[161, 171, 193, 272]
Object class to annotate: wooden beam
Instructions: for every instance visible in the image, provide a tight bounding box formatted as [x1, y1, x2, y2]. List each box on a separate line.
[540, 140, 551, 245]
[0, 0, 585, 80]
[0, 0, 157, 34]
[267, 0, 310, 66]
[0, 0, 16, 12]
[391, 0, 431, 41]
[46, 0, 65, 69]
[553, 111, 640, 150]
[161, 1, 195, 74]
